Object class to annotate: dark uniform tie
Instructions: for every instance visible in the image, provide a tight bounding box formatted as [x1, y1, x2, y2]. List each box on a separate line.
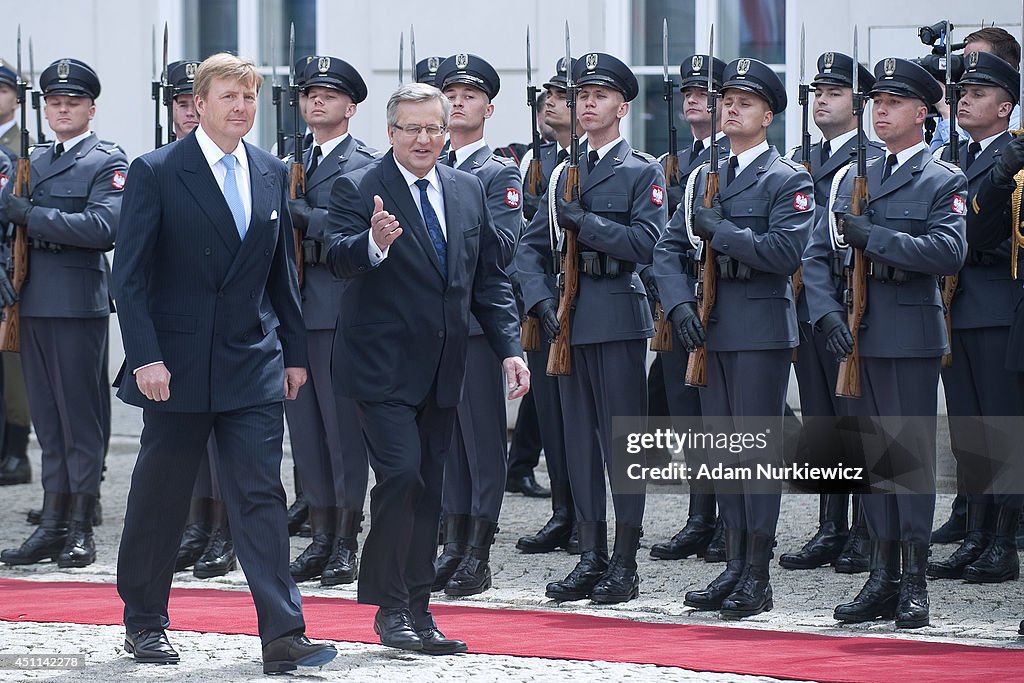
[820, 139, 831, 166]
[53, 142, 65, 162]
[965, 141, 981, 170]
[306, 145, 322, 176]
[415, 178, 447, 275]
[726, 155, 739, 184]
[447, 149, 457, 167]
[691, 138, 704, 164]
[557, 148, 568, 164]
[303, 132, 314, 149]
[587, 149, 599, 173]
[881, 154, 897, 182]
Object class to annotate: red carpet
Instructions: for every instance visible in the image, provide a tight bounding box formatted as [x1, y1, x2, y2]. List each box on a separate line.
[1, 577, 1021, 682]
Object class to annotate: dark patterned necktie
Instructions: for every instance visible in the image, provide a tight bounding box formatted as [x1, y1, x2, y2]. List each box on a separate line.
[415, 178, 447, 275]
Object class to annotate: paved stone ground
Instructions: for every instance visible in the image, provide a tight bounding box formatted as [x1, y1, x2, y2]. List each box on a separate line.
[0, 375, 1021, 680]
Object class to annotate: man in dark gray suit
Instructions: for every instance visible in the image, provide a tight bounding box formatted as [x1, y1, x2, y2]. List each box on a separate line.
[284, 55, 377, 588]
[325, 82, 529, 654]
[0, 59, 125, 570]
[112, 53, 336, 674]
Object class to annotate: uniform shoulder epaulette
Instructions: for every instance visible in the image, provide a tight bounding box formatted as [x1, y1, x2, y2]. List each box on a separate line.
[932, 157, 961, 173]
[778, 155, 806, 172]
[490, 153, 516, 166]
[631, 149, 657, 164]
[787, 145, 802, 161]
[356, 145, 379, 158]
[96, 140, 125, 155]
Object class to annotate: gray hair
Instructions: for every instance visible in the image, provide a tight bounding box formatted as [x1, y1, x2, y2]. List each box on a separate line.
[386, 83, 451, 129]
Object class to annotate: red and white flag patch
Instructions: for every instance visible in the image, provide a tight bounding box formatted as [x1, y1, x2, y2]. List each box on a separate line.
[793, 192, 811, 212]
[112, 170, 127, 190]
[951, 194, 967, 215]
[0, 174, 7, 191]
[505, 187, 521, 209]
[651, 184, 665, 206]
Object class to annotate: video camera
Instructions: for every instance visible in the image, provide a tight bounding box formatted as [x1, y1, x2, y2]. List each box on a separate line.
[913, 20, 966, 82]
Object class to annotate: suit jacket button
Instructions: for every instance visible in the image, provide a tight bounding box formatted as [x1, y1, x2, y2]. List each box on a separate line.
[904, 210, 909, 215]
[217, 292, 224, 299]
[358, 265, 367, 272]
[249, 290, 255, 299]
[204, 248, 211, 255]
[437, 330, 444, 338]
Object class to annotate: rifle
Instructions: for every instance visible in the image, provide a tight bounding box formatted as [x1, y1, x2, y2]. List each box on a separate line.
[835, 27, 868, 399]
[288, 23, 306, 288]
[790, 24, 810, 360]
[939, 20, 959, 368]
[410, 25, 417, 78]
[546, 22, 579, 376]
[398, 32, 405, 85]
[521, 25, 542, 352]
[151, 26, 163, 149]
[0, 27, 31, 352]
[684, 25, 719, 388]
[271, 24, 286, 158]
[28, 38, 44, 145]
[651, 17, 677, 353]
[161, 24, 173, 144]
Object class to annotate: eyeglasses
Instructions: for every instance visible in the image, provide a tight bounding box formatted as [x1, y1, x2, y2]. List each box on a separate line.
[392, 123, 447, 138]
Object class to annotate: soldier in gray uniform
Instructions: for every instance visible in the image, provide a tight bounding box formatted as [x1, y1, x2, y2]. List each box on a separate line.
[927, 52, 1023, 585]
[415, 57, 442, 88]
[429, 54, 522, 597]
[518, 53, 666, 604]
[648, 54, 729, 565]
[656, 58, 813, 619]
[780, 52, 883, 574]
[285, 56, 376, 587]
[0, 58, 127, 568]
[803, 58, 967, 629]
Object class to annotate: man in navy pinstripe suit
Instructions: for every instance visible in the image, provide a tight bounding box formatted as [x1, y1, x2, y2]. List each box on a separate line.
[112, 54, 336, 675]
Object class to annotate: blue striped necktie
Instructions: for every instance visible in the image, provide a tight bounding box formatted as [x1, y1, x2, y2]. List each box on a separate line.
[221, 153, 247, 239]
[415, 178, 447, 275]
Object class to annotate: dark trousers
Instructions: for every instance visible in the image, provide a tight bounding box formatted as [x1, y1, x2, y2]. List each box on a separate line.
[189, 437, 222, 500]
[443, 335, 507, 522]
[355, 394, 456, 628]
[701, 349, 790, 536]
[286, 330, 369, 509]
[21, 316, 108, 495]
[507, 388, 541, 479]
[118, 404, 304, 644]
[526, 343, 571, 505]
[558, 340, 647, 527]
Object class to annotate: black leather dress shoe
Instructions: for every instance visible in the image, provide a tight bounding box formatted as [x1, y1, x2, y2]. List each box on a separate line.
[0, 453, 30, 485]
[505, 474, 551, 498]
[373, 608, 423, 651]
[124, 629, 179, 664]
[416, 627, 468, 655]
[262, 633, 337, 674]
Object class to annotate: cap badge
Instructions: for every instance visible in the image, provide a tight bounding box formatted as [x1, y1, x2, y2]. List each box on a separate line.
[736, 59, 750, 76]
[586, 53, 599, 71]
[884, 58, 896, 76]
[318, 56, 331, 73]
[823, 52, 834, 69]
[691, 55, 704, 72]
[455, 54, 469, 69]
[185, 62, 198, 80]
[967, 51, 979, 68]
[559, 57, 568, 73]
[428, 56, 440, 72]
[57, 59, 70, 81]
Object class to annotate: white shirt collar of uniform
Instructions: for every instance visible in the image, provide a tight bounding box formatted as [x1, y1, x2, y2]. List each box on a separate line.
[968, 130, 1005, 154]
[56, 130, 94, 155]
[311, 131, 350, 159]
[730, 139, 769, 175]
[196, 123, 248, 175]
[0, 120, 14, 139]
[591, 136, 623, 163]
[452, 137, 487, 168]
[695, 131, 726, 151]
[884, 141, 928, 169]
[395, 157, 441, 194]
[826, 129, 857, 151]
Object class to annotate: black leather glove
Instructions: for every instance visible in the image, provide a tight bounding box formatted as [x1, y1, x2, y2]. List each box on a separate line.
[639, 267, 659, 302]
[557, 192, 586, 233]
[692, 193, 724, 240]
[0, 268, 16, 308]
[666, 183, 684, 219]
[287, 196, 315, 232]
[5, 195, 33, 226]
[533, 298, 560, 341]
[669, 302, 706, 352]
[840, 212, 873, 249]
[522, 189, 541, 221]
[991, 136, 1024, 188]
[817, 311, 854, 358]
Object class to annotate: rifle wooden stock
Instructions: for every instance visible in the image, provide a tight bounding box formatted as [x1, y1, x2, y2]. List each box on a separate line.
[546, 165, 579, 376]
[525, 158, 544, 197]
[521, 317, 540, 352]
[663, 153, 681, 188]
[940, 274, 957, 368]
[289, 161, 305, 288]
[790, 267, 804, 362]
[0, 158, 30, 352]
[650, 302, 673, 352]
[835, 175, 868, 398]
[685, 170, 719, 387]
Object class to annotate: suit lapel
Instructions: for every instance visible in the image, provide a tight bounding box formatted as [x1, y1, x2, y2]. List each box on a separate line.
[305, 135, 353, 192]
[720, 148, 773, 200]
[460, 144, 492, 172]
[178, 132, 242, 252]
[582, 139, 628, 196]
[35, 134, 99, 184]
[439, 165, 462, 285]
[381, 152, 444, 278]
[220, 142, 275, 285]
[967, 132, 1011, 182]
[817, 137, 857, 180]
[871, 149, 926, 200]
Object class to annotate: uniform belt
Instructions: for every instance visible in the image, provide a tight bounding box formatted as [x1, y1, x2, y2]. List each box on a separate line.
[715, 255, 757, 281]
[300, 238, 328, 266]
[865, 258, 921, 284]
[29, 239, 84, 253]
[966, 249, 999, 268]
[578, 250, 635, 279]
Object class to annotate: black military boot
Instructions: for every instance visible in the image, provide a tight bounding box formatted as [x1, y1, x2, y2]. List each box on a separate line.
[445, 517, 499, 596]
[0, 424, 31, 485]
[650, 493, 715, 560]
[896, 541, 930, 629]
[834, 540, 901, 623]
[321, 508, 363, 586]
[1, 492, 69, 565]
[927, 502, 991, 579]
[194, 501, 236, 578]
[545, 521, 608, 601]
[516, 486, 573, 554]
[287, 469, 309, 537]
[963, 504, 1020, 584]
[175, 497, 212, 572]
[703, 518, 727, 563]
[684, 527, 745, 610]
[931, 494, 967, 544]
[566, 522, 580, 554]
[721, 532, 775, 619]
[780, 494, 849, 570]
[591, 523, 642, 603]
[834, 498, 870, 574]
[57, 493, 98, 568]
[431, 514, 469, 591]
[290, 506, 336, 582]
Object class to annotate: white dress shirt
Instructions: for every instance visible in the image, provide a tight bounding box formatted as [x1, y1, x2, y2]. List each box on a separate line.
[451, 137, 487, 169]
[369, 159, 447, 266]
[729, 139, 770, 177]
[195, 123, 252, 229]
